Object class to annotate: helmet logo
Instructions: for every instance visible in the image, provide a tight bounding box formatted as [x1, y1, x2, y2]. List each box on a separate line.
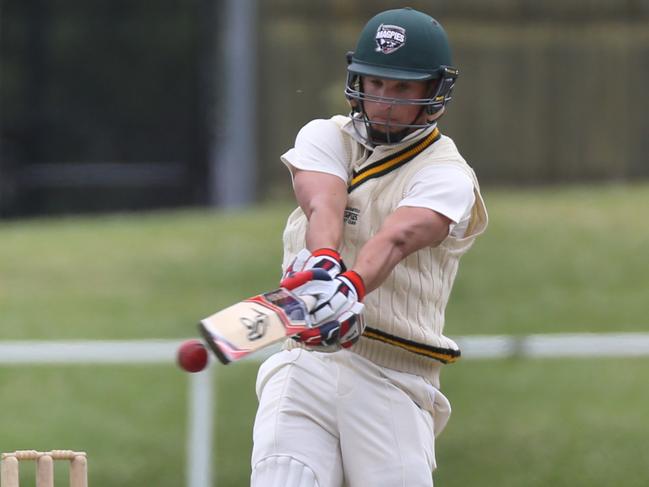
[374, 24, 406, 54]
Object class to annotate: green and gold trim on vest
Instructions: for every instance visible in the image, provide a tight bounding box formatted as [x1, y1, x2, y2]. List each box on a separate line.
[348, 127, 441, 193]
[363, 326, 461, 364]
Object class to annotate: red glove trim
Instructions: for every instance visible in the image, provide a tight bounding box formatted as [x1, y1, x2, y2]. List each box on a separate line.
[340, 270, 366, 301]
[311, 248, 342, 261]
[280, 270, 315, 290]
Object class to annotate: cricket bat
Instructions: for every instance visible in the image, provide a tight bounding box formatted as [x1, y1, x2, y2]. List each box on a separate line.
[198, 269, 328, 364]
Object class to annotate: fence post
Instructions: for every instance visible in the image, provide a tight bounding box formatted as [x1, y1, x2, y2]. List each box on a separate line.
[188, 366, 215, 487]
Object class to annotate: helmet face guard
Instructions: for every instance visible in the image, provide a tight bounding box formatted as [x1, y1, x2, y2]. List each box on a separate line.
[343, 8, 459, 145]
[344, 60, 458, 145]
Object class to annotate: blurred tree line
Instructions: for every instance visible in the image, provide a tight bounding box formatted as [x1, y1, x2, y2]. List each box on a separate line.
[1, 0, 648, 216]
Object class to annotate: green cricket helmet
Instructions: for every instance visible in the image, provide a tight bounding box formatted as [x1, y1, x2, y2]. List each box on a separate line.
[344, 8, 459, 145]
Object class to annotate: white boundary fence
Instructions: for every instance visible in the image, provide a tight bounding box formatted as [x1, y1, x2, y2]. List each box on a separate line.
[2, 333, 649, 487]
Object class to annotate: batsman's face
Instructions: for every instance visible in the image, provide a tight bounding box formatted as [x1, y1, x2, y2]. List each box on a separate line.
[362, 77, 430, 132]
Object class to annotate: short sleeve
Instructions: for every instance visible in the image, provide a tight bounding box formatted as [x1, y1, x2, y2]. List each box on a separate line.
[397, 164, 475, 224]
[280, 119, 350, 183]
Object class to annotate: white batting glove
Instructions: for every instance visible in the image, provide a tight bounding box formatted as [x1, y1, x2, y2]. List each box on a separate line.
[282, 248, 346, 281]
[293, 270, 366, 349]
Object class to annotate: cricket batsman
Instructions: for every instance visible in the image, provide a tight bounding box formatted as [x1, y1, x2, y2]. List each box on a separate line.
[251, 8, 488, 486]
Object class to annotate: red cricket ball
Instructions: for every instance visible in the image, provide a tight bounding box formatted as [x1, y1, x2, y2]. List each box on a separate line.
[177, 339, 209, 373]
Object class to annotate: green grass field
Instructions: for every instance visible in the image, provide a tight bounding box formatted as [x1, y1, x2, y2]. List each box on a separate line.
[1, 183, 648, 486]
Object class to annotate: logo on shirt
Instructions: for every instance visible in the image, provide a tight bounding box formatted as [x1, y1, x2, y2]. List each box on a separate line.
[375, 24, 406, 54]
[344, 207, 360, 225]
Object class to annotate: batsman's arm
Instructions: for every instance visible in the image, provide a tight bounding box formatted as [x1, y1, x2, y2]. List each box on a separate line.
[292, 169, 347, 251]
[351, 206, 452, 293]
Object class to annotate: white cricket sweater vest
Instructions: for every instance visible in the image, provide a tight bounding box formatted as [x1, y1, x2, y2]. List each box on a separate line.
[282, 116, 488, 387]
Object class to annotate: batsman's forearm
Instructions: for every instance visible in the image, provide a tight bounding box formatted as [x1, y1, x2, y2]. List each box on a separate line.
[293, 170, 347, 252]
[351, 206, 451, 293]
[305, 206, 344, 250]
[351, 234, 407, 293]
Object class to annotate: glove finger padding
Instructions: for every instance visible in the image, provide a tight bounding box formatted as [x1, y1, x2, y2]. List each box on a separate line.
[282, 248, 312, 279]
[308, 272, 364, 325]
[280, 268, 332, 292]
[295, 312, 365, 350]
[338, 313, 365, 348]
[279, 269, 333, 301]
[297, 321, 341, 347]
[306, 248, 346, 278]
[282, 248, 346, 281]
[292, 270, 366, 350]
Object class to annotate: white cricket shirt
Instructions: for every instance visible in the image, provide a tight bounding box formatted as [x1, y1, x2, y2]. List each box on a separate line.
[281, 118, 475, 237]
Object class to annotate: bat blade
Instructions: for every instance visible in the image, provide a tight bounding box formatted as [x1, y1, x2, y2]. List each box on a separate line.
[199, 288, 315, 364]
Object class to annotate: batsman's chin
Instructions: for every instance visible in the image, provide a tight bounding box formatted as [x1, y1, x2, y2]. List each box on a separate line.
[368, 120, 389, 131]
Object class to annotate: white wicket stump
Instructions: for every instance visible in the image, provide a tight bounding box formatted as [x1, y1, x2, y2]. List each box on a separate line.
[1, 451, 87, 487]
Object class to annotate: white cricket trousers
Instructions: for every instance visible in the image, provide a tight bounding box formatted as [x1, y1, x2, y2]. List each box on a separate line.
[250, 348, 451, 487]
